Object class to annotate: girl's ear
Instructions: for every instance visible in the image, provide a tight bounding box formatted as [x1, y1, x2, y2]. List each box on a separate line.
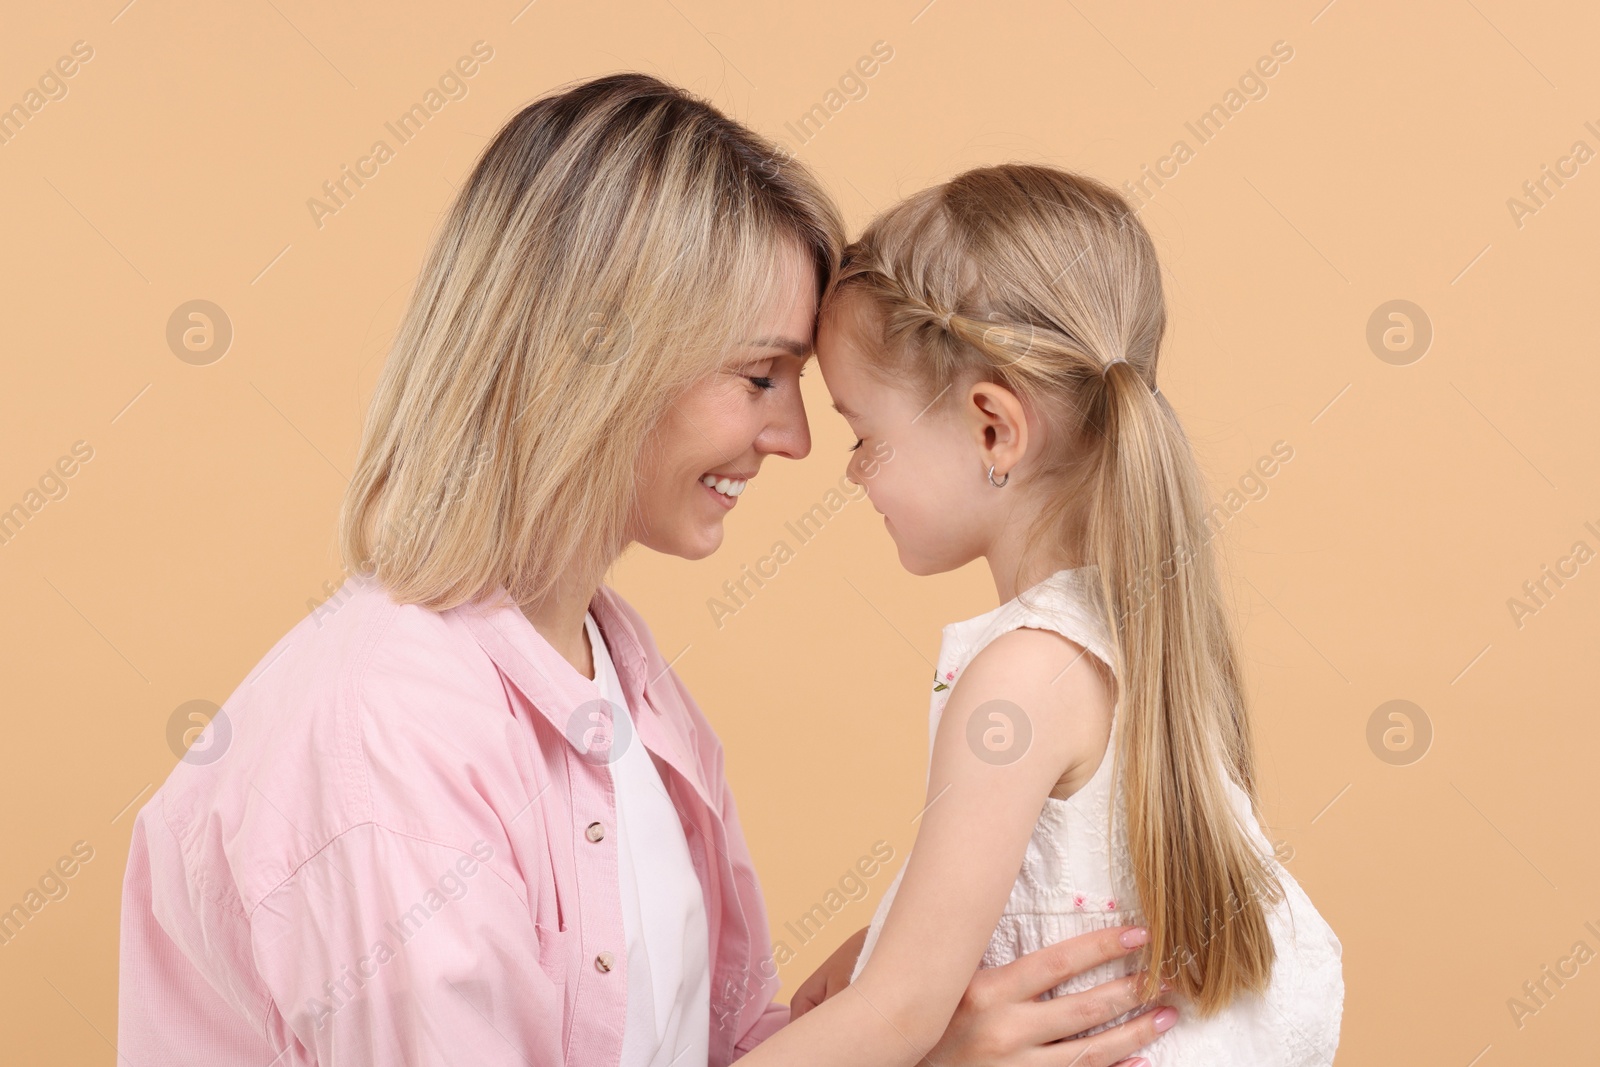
[963, 381, 1030, 476]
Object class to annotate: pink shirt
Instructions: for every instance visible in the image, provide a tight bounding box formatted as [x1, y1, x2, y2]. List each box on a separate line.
[117, 575, 789, 1065]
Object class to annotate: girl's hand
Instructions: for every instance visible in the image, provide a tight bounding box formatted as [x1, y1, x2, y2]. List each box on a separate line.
[790, 926, 870, 1020]
[922, 925, 1176, 1067]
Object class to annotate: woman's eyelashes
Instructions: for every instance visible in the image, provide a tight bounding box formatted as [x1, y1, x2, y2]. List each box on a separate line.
[738, 358, 779, 392]
[745, 355, 810, 393]
[848, 438, 864, 452]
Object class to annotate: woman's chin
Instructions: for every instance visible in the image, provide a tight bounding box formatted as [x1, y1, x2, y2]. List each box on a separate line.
[634, 518, 726, 562]
[677, 522, 726, 562]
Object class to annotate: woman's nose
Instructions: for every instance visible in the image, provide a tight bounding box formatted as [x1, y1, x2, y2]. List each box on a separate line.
[756, 385, 811, 461]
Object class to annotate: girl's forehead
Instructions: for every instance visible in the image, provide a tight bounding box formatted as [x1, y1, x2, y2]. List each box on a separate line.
[817, 290, 882, 355]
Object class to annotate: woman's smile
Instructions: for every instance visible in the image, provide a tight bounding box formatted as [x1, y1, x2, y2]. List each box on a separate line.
[700, 471, 752, 510]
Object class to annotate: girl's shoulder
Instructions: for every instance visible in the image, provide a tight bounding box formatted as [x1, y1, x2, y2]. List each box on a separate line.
[935, 609, 1116, 798]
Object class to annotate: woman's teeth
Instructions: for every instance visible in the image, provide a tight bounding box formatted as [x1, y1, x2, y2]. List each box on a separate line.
[700, 474, 747, 497]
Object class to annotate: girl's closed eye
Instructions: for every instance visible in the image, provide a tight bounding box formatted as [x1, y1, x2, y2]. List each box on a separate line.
[748, 375, 776, 390]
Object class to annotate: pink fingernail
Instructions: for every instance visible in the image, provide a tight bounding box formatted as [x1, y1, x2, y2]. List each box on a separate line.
[1119, 927, 1149, 948]
[1153, 1006, 1178, 1032]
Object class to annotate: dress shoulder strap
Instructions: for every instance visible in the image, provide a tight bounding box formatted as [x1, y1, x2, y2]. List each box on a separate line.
[994, 567, 1118, 677]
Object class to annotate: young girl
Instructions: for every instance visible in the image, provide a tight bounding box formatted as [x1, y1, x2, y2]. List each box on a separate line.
[742, 164, 1344, 1066]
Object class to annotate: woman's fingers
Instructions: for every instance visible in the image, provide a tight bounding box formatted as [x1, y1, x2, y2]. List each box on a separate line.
[926, 926, 1167, 1067]
[997, 925, 1150, 1002]
[789, 976, 826, 1020]
[792, 969, 851, 1021]
[791, 924, 867, 1023]
[1027, 971, 1165, 1045]
[1039, 1004, 1178, 1067]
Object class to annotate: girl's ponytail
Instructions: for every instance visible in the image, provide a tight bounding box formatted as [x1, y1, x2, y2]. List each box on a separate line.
[1089, 352, 1281, 1013]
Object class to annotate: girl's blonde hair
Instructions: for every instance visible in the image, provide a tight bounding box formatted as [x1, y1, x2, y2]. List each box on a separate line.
[339, 73, 846, 610]
[823, 163, 1281, 1014]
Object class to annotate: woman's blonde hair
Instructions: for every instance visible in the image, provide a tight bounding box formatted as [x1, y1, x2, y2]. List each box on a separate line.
[823, 163, 1282, 1014]
[339, 73, 846, 610]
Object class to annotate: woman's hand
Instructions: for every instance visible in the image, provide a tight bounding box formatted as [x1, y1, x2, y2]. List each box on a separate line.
[790, 926, 870, 1020]
[921, 925, 1176, 1067]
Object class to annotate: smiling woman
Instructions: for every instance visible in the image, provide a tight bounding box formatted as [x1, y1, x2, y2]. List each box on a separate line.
[118, 71, 849, 1067]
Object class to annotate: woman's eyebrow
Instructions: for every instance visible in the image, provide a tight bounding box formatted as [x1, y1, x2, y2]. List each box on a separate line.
[744, 335, 813, 357]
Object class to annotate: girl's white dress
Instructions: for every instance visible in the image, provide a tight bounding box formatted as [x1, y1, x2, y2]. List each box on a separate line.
[848, 565, 1344, 1065]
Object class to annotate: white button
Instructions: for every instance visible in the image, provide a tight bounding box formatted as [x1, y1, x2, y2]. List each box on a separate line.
[595, 950, 615, 972]
[585, 821, 605, 842]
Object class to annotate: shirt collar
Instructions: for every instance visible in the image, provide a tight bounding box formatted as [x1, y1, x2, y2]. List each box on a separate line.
[451, 582, 715, 810]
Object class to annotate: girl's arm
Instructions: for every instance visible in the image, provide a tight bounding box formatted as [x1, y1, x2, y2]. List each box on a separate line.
[735, 625, 1117, 1067]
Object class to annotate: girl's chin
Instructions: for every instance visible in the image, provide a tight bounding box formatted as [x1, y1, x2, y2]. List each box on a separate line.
[892, 544, 926, 575]
[893, 541, 955, 578]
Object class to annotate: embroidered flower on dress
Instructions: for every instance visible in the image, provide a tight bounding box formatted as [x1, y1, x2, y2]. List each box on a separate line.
[1106, 898, 1117, 910]
[934, 668, 957, 692]
[1073, 894, 1086, 909]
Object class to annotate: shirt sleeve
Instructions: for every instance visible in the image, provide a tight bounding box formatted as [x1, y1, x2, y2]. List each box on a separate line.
[248, 822, 565, 1066]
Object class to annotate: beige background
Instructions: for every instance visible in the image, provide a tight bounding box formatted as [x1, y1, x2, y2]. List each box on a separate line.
[2, 0, 1596, 1061]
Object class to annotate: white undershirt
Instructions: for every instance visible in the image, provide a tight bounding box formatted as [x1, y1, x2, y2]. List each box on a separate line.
[584, 610, 712, 1067]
